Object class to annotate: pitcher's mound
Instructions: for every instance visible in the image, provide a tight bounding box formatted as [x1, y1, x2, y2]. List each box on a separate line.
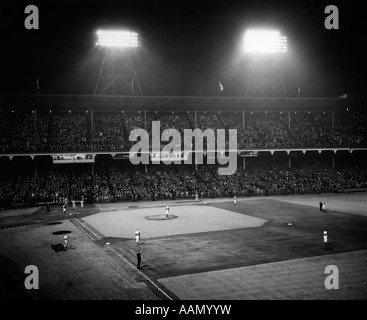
[146, 215, 178, 220]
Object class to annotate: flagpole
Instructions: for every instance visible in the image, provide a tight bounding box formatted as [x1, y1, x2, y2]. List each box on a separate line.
[36, 76, 40, 94]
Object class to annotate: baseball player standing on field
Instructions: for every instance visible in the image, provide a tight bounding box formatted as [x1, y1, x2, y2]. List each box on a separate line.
[165, 205, 169, 218]
[63, 234, 70, 250]
[135, 230, 141, 245]
[323, 229, 328, 244]
[137, 250, 142, 270]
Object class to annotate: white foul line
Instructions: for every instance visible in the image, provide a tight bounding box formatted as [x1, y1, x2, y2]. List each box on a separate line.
[72, 217, 101, 240]
[72, 217, 173, 300]
[71, 218, 95, 242]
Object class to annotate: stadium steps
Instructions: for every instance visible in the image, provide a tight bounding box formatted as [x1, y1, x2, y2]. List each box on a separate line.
[185, 113, 195, 129]
[121, 113, 129, 142]
[47, 112, 53, 146]
[85, 112, 92, 148]
[216, 113, 225, 129]
[7, 112, 15, 142]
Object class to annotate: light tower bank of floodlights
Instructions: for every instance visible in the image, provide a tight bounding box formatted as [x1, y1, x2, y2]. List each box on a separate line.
[243, 29, 287, 97]
[94, 30, 143, 96]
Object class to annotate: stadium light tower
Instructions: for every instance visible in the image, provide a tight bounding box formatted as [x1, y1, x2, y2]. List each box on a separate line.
[94, 30, 143, 96]
[243, 29, 287, 97]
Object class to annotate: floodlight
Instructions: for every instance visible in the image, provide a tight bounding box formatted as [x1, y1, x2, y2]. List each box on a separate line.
[244, 30, 287, 53]
[94, 29, 143, 95]
[96, 30, 139, 48]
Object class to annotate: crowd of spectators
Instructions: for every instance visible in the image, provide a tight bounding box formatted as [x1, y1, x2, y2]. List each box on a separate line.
[0, 110, 366, 153]
[91, 112, 125, 151]
[34, 112, 51, 152]
[145, 112, 193, 150]
[237, 112, 292, 148]
[51, 112, 89, 152]
[1, 157, 366, 207]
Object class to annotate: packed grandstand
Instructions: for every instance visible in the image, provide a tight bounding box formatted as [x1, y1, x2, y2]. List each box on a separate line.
[0, 94, 366, 208]
[0, 106, 366, 153]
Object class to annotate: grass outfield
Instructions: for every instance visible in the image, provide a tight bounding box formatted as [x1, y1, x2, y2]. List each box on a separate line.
[0, 193, 367, 300]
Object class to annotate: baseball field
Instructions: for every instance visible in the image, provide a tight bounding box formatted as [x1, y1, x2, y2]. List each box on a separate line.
[1, 192, 367, 300]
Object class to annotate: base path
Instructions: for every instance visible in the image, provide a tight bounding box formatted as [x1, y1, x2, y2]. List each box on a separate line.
[83, 205, 267, 238]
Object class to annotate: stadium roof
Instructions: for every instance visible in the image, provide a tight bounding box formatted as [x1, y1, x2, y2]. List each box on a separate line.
[0, 94, 365, 112]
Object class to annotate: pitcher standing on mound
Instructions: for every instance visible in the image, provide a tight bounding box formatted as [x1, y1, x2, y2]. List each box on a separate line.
[165, 205, 169, 218]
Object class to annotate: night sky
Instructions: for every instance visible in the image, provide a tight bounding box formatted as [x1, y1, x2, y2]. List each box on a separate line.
[1, 0, 366, 97]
